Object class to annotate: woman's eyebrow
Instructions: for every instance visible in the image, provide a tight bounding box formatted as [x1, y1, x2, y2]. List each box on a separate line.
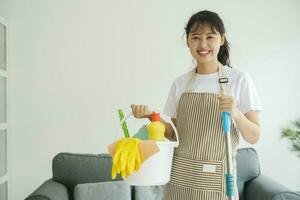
[190, 32, 217, 36]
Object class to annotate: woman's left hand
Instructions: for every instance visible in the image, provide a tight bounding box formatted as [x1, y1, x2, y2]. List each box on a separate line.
[217, 95, 239, 119]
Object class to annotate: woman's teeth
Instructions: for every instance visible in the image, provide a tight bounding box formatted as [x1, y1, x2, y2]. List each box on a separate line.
[197, 50, 210, 55]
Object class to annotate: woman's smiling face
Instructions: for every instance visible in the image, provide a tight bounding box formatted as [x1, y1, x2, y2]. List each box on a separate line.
[187, 24, 225, 64]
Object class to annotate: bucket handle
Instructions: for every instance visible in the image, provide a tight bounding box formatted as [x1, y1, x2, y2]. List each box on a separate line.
[118, 109, 179, 146]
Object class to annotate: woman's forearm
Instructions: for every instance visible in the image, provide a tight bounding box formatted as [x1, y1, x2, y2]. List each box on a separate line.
[233, 110, 261, 144]
[162, 119, 176, 141]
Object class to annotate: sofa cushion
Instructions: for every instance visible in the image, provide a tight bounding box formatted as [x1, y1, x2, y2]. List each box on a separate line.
[135, 185, 164, 200]
[236, 148, 261, 198]
[74, 181, 131, 200]
[52, 153, 122, 199]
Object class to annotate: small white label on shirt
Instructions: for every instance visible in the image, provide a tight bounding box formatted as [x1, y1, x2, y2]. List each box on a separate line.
[203, 164, 216, 173]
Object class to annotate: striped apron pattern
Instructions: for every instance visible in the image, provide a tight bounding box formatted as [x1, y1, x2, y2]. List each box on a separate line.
[164, 66, 239, 200]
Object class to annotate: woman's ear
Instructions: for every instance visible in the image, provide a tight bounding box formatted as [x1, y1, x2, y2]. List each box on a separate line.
[186, 38, 190, 48]
[220, 35, 225, 46]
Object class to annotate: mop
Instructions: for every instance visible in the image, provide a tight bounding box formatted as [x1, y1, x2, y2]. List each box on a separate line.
[222, 112, 236, 200]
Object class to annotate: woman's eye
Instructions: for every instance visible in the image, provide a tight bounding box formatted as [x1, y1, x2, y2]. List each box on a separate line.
[207, 36, 214, 39]
[192, 37, 200, 40]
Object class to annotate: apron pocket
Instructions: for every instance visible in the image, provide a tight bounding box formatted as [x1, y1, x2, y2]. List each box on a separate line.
[170, 155, 224, 192]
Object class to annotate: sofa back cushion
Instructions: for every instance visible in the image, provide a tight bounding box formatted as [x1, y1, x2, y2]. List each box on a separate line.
[236, 148, 261, 199]
[134, 185, 164, 200]
[52, 153, 121, 199]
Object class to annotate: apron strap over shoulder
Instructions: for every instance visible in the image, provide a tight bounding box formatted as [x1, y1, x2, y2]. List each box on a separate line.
[218, 64, 230, 96]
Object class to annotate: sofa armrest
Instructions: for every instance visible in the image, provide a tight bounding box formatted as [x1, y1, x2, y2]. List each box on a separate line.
[25, 179, 69, 200]
[245, 174, 300, 200]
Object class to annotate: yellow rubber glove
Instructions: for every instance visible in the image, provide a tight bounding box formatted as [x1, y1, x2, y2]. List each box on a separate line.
[111, 138, 141, 179]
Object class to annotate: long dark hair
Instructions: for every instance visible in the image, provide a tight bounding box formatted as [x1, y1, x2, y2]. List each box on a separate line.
[185, 10, 231, 67]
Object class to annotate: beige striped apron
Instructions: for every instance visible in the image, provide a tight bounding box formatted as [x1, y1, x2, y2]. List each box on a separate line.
[164, 65, 239, 200]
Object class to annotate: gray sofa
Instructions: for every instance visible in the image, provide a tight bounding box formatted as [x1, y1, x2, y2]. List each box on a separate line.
[25, 148, 300, 200]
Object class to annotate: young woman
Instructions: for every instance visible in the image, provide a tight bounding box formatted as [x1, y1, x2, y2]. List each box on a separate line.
[131, 10, 262, 200]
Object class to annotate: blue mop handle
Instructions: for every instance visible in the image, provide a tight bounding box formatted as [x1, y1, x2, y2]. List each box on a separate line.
[222, 112, 231, 133]
[222, 112, 236, 199]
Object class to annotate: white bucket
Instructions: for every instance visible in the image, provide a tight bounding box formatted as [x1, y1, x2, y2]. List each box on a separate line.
[118, 111, 179, 186]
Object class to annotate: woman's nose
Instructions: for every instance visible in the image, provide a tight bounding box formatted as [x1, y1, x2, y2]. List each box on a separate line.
[198, 39, 207, 48]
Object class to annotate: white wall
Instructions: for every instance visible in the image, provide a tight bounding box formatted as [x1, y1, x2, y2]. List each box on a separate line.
[0, 0, 299, 199]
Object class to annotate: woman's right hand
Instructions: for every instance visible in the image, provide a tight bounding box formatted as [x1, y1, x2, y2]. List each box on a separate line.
[131, 104, 152, 119]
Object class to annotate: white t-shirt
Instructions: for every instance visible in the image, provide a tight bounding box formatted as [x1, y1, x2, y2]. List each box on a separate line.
[163, 66, 263, 118]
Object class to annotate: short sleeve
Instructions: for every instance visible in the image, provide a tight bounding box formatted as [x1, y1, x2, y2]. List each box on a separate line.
[163, 82, 178, 118]
[238, 74, 263, 114]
